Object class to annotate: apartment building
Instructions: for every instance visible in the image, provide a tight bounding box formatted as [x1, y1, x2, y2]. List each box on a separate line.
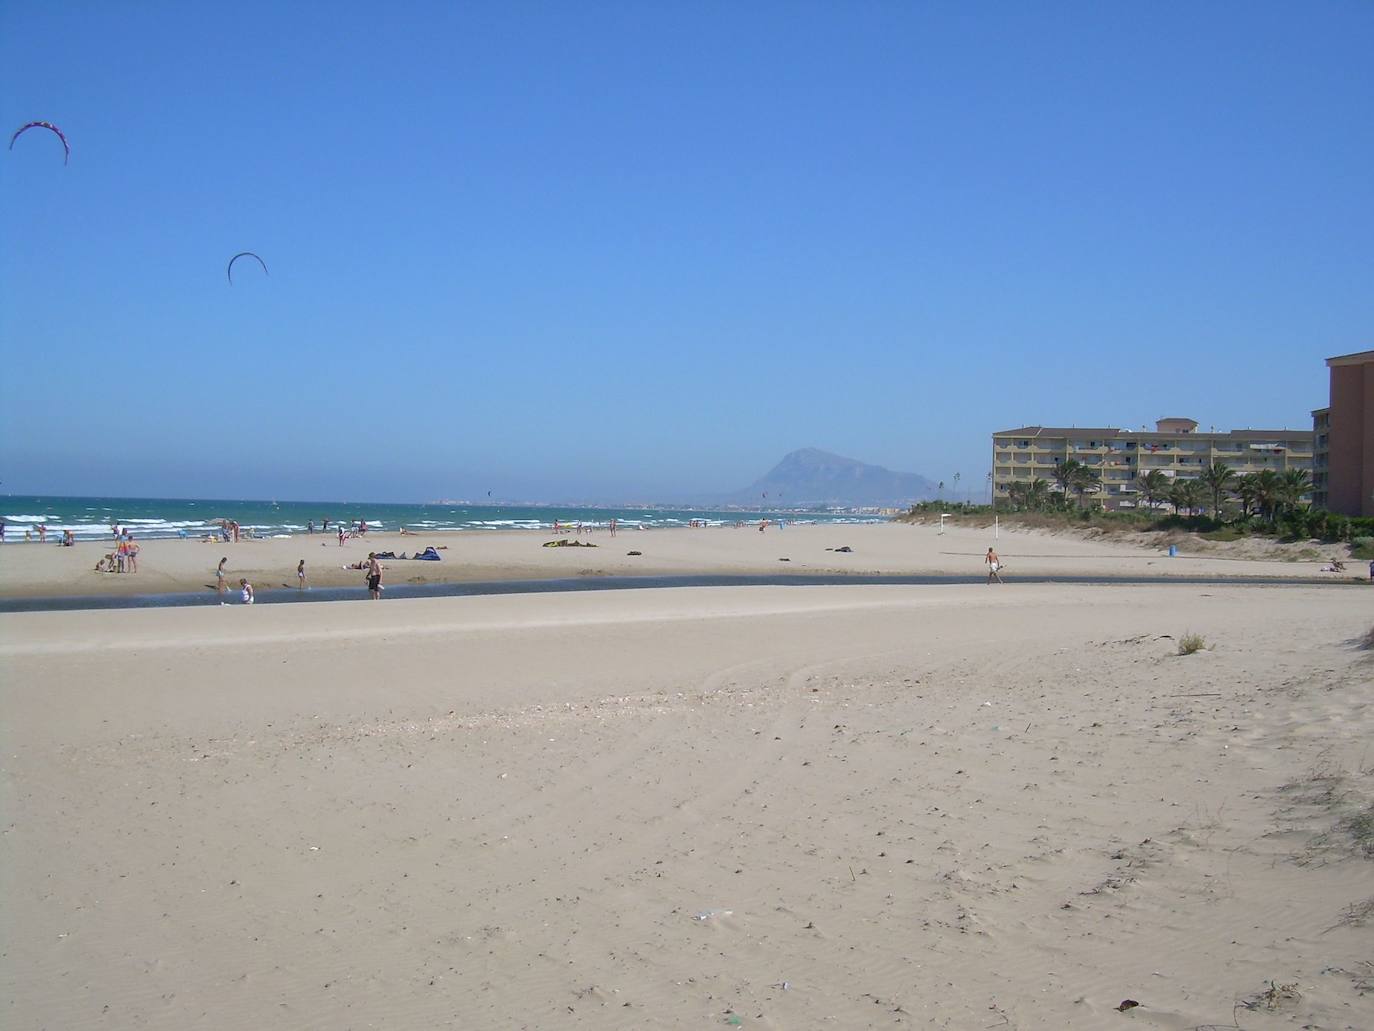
[1312, 350, 1374, 516]
[1311, 407, 1330, 509]
[991, 418, 1314, 510]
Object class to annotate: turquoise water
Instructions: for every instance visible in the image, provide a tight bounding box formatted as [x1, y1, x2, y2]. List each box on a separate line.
[0, 496, 884, 542]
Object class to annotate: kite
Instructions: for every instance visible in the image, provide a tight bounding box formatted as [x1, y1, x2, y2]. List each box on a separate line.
[9, 121, 70, 164]
[226, 252, 269, 285]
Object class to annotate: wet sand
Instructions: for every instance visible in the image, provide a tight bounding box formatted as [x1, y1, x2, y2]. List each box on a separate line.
[0, 521, 1356, 600]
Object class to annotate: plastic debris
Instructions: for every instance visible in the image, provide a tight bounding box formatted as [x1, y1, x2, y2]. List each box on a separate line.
[693, 908, 733, 921]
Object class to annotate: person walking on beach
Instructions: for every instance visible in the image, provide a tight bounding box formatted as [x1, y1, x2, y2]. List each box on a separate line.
[239, 578, 254, 604]
[216, 557, 228, 594]
[337, 526, 345, 547]
[308, 520, 314, 535]
[366, 552, 383, 600]
[126, 534, 139, 573]
[297, 559, 307, 591]
[609, 517, 617, 537]
[985, 547, 1004, 585]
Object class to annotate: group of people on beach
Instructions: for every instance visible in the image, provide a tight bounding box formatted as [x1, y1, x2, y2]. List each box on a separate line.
[0, 521, 76, 546]
[305, 517, 363, 536]
[216, 551, 384, 603]
[94, 529, 140, 573]
[218, 556, 312, 601]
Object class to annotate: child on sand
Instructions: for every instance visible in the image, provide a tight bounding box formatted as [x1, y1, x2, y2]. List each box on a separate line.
[217, 557, 228, 594]
[240, 578, 254, 604]
[297, 559, 307, 590]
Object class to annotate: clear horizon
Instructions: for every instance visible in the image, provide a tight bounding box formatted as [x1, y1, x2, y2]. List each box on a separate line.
[3, 3, 1370, 500]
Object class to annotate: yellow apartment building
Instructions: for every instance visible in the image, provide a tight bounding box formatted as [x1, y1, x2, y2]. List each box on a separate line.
[991, 418, 1314, 510]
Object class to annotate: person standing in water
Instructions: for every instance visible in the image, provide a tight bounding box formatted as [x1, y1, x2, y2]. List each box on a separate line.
[985, 547, 1004, 585]
[297, 559, 307, 591]
[239, 578, 254, 604]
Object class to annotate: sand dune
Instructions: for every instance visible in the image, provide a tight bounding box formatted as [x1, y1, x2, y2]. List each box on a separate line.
[2, 583, 1371, 1028]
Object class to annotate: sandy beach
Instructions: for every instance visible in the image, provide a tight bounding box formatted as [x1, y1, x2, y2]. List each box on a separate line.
[2, 579, 1371, 1028]
[0, 521, 1361, 600]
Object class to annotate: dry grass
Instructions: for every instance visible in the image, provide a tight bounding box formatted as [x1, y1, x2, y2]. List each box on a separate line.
[1284, 762, 1374, 866]
[1339, 803, 1374, 859]
[1326, 896, 1374, 932]
[1242, 980, 1302, 1011]
[1178, 632, 1206, 656]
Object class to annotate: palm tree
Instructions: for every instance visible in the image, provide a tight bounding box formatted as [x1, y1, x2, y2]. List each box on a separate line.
[1167, 478, 1205, 516]
[1025, 477, 1051, 510]
[1135, 469, 1170, 512]
[1252, 470, 1282, 522]
[1070, 463, 1102, 508]
[1179, 478, 1205, 516]
[1276, 469, 1313, 517]
[1166, 480, 1186, 515]
[1006, 477, 1053, 512]
[1200, 462, 1235, 517]
[1053, 459, 1083, 505]
[1234, 473, 1260, 519]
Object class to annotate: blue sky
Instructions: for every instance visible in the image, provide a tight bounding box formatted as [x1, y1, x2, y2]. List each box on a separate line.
[3, 2, 1371, 502]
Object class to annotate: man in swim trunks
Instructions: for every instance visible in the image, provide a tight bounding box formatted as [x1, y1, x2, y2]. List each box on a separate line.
[985, 547, 1004, 584]
[366, 552, 383, 600]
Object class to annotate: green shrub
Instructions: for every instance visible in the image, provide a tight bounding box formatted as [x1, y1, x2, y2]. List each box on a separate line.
[1202, 528, 1244, 542]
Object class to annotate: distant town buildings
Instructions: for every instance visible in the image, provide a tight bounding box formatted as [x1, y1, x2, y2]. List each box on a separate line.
[1311, 349, 1374, 516]
[991, 419, 1314, 511]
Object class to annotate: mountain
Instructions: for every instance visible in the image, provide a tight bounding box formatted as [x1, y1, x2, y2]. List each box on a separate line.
[724, 448, 938, 507]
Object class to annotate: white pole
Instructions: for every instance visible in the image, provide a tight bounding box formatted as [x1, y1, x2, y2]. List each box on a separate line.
[995, 515, 999, 539]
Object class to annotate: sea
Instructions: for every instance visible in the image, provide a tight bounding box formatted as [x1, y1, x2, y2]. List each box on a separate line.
[0, 496, 886, 542]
